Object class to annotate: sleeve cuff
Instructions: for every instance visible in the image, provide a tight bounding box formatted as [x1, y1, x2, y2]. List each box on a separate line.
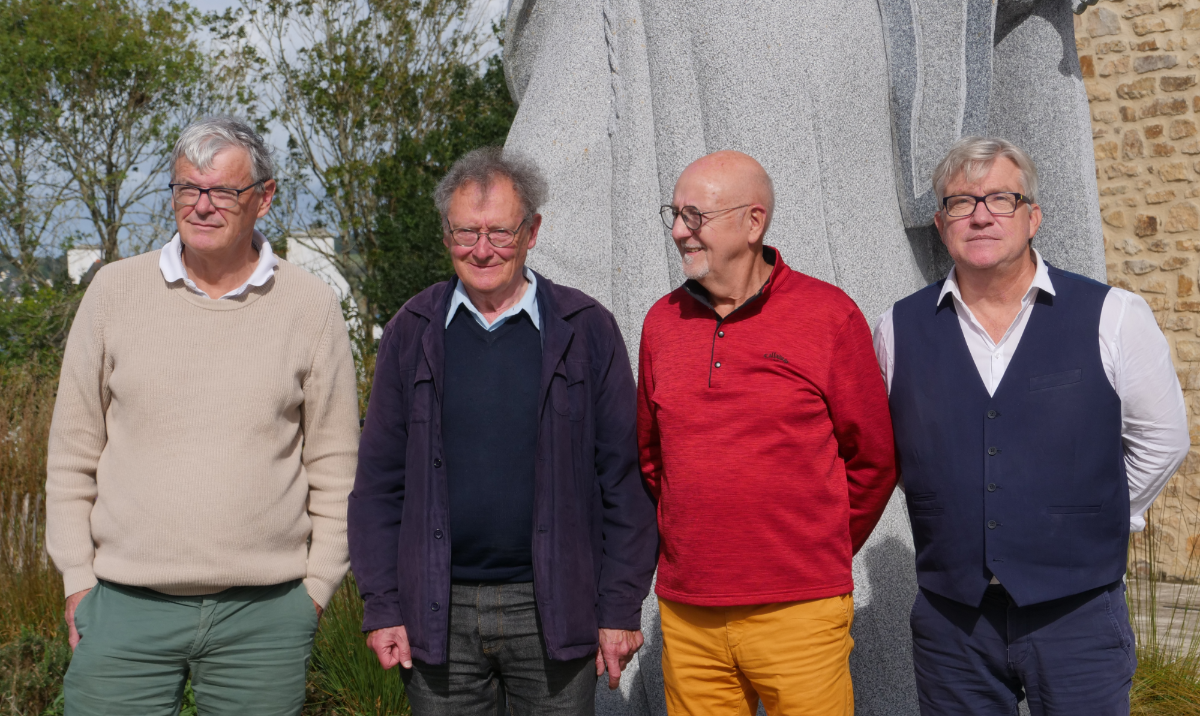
[361, 596, 405, 633]
[303, 575, 344, 610]
[597, 601, 644, 632]
[63, 566, 98, 598]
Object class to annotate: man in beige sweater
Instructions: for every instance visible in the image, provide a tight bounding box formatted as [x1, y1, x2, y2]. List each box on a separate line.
[46, 116, 360, 716]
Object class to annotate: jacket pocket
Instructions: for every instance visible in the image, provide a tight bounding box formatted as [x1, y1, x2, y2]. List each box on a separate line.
[409, 365, 433, 424]
[1047, 504, 1102, 514]
[1029, 369, 1082, 391]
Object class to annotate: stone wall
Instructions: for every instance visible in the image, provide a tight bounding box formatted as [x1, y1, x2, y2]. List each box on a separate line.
[1078, 0, 1200, 579]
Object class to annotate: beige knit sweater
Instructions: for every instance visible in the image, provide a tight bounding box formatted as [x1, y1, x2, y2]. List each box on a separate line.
[46, 251, 360, 607]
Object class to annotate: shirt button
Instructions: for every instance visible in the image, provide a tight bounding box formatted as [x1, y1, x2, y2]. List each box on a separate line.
[434, 529, 443, 539]
[988, 520, 998, 529]
[987, 410, 998, 419]
[433, 458, 443, 468]
[988, 447, 999, 456]
[718, 331, 725, 337]
[987, 483, 997, 492]
[715, 362, 721, 368]
[431, 601, 440, 611]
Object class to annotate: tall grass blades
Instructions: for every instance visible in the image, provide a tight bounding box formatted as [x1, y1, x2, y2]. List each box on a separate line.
[1128, 502, 1200, 715]
[309, 574, 411, 716]
[0, 367, 62, 643]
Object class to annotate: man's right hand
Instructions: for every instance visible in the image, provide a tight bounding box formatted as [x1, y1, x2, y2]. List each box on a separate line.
[366, 625, 412, 670]
[65, 588, 92, 652]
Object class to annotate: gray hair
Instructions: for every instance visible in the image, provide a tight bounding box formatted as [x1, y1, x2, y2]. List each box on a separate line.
[170, 116, 274, 185]
[932, 136, 1039, 205]
[434, 147, 548, 221]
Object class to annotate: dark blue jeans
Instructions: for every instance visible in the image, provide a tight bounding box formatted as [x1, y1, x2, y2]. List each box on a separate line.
[401, 582, 597, 716]
[912, 580, 1135, 716]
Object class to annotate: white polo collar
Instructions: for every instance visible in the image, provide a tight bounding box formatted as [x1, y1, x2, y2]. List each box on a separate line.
[159, 230, 278, 300]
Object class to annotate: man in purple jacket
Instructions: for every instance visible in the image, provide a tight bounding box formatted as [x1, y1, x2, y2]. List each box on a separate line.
[349, 147, 658, 715]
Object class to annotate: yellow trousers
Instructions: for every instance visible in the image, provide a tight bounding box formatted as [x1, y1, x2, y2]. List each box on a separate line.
[659, 594, 855, 716]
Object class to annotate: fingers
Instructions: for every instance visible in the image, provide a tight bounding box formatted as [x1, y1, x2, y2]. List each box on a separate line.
[595, 648, 605, 677]
[604, 650, 622, 689]
[396, 632, 412, 670]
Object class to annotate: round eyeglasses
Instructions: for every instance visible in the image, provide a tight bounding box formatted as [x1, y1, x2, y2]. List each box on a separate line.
[169, 182, 263, 209]
[446, 217, 528, 248]
[660, 204, 751, 231]
[942, 192, 1030, 218]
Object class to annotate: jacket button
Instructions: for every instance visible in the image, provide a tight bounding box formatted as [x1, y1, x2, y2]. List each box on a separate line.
[988, 520, 998, 529]
[431, 601, 440, 611]
[433, 458, 443, 468]
[987, 483, 997, 492]
[714, 362, 721, 368]
[718, 331, 725, 338]
[434, 529, 443, 539]
[987, 410, 998, 419]
[987, 447, 999, 456]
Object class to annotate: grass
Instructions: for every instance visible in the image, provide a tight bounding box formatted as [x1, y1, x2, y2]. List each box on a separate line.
[1127, 506, 1200, 715]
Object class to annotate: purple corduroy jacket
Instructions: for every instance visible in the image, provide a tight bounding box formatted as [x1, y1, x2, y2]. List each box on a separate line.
[348, 270, 658, 664]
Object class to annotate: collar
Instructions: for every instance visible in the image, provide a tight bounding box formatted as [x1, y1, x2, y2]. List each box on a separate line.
[445, 265, 541, 332]
[683, 245, 784, 315]
[937, 248, 1055, 307]
[159, 230, 278, 300]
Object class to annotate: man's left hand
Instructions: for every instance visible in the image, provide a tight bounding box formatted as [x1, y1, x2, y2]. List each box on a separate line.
[595, 628, 644, 690]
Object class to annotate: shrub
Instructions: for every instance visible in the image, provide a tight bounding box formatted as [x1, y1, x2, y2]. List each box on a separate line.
[0, 626, 70, 716]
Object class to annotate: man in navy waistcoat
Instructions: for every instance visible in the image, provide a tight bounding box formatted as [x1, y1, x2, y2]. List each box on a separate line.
[874, 136, 1189, 715]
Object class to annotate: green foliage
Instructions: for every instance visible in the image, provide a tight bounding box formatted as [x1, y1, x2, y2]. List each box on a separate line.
[0, 627, 71, 716]
[0, 0, 208, 261]
[368, 54, 515, 322]
[0, 282, 81, 372]
[308, 574, 410, 716]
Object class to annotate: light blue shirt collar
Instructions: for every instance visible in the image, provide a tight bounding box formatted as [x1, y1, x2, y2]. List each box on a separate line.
[446, 266, 541, 332]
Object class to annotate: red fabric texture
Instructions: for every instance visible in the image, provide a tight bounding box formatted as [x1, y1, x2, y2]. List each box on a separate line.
[637, 248, 897, 607]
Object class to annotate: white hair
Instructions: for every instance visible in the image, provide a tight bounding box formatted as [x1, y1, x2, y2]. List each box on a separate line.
[932, 136, 1039, 204]
[170, 116, 274, 185]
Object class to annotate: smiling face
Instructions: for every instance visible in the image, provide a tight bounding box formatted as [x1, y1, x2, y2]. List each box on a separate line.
[934, 157, 1042, 274]
[669, 153, 768, 282]
[443, 177, 540, 303]
[173, 147, 275, 256]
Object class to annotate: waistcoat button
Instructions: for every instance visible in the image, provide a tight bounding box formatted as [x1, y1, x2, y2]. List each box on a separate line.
[987, 410, 998, 419]
[988, 520, 998, 529]
[987, 483, 997, 492]
[988, 447, 999, 456]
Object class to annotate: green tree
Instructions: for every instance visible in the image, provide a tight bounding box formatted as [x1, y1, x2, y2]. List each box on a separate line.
[214, 0, 494, 343]
[14, 0, 209, 263]
[368, 54, 515, 322]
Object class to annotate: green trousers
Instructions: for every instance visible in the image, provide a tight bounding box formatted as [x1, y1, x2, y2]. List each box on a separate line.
[65, 579, 319, 716]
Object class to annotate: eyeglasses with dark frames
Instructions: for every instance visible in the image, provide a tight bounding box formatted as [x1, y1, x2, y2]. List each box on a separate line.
[941, 192, 1031, 218]
[660, 204, 752, 231]
[446, 217, 529, 248]
[169, 182, 264, 209]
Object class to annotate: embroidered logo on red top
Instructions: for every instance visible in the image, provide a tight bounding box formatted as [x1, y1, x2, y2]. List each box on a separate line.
[764, 352, 790, 364]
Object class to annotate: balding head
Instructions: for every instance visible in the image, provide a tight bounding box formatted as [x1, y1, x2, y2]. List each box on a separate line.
[676, 150, 775, 234]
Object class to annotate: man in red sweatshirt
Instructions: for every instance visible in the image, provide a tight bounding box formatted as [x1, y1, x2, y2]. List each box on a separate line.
[638, 150, 897, 716]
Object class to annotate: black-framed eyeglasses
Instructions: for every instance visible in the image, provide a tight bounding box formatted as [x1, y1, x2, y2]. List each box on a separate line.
[446, 217, 528, 248]
[941, 192, 1030, 218]
[660, 204, 751, 231]
[169, 182, 263, 209]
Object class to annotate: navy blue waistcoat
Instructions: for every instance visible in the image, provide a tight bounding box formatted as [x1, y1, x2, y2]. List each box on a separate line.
[890, 265, 1128, 607]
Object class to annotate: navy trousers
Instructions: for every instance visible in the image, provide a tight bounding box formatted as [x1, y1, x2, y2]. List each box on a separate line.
[911, 581, 1135, 716]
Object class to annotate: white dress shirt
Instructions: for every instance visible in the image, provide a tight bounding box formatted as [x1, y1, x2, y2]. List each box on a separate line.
[874, 250, 1189, 533]
[158, 231, 279, 299]
[446, 267, 542, 333]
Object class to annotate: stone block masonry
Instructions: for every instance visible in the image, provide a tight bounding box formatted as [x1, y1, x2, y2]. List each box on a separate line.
[1079, 0, 1200, 580]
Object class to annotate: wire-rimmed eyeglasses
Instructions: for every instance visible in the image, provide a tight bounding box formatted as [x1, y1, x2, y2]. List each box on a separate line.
[446, 217, 529, 248]
[941, 192, 1030, 218]
[660, 204, 751, 231]
[169, 182, 263, 209]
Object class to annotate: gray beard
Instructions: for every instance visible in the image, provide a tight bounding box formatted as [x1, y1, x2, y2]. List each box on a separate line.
[681, 253, 709, 280]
